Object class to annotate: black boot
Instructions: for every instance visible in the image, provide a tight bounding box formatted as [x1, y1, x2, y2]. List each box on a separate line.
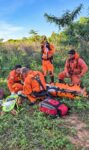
[44, 76, 47, 82]
[50, 76, 54, 83]
[29, 102, 35, 106]
[59, 79, 64, 83]
[80, 82, 84, 88]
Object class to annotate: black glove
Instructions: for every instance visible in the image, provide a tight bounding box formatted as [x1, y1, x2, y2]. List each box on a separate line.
[46, 42, 50, 50]
[29, 102, 35, 106]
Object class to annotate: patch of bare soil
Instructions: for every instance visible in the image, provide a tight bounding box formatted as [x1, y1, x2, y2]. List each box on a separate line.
[64, 114, 89, 149]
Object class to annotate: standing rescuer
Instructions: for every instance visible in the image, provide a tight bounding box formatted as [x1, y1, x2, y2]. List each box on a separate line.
[7, 65, 23, 94]
[41, 36, 55, 84]
[58, 49, 88, 86]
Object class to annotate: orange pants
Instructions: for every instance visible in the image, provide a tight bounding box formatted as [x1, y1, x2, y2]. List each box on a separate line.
[27, 95, 45, 102]
[27, 90, 47, 102]
[8, 83, 23, 93]
[42, 60, 54, 76]
[58, 71, 81, 85]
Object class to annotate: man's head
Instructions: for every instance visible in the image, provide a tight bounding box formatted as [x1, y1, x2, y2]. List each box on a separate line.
[68, 49, 76, 59]
[15, 65, 22, 74]
[20, 67, 30, 78]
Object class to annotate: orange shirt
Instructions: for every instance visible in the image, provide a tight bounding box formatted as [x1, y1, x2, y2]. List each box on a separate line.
[7, 70, 22, 92]
[41, 43, 55, 60]
[64, 53, 88, 76]
[22, 71, 46, 96]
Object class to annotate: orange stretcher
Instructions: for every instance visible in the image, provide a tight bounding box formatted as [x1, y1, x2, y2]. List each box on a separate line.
[47, 83, 88, 99]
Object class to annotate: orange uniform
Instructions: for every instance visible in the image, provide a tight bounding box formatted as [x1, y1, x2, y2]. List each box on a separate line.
[7, 70, 23, 93]
[41, 43, 55, 76]
[22, 71, 46, 102]
[58, 53, 88, 85]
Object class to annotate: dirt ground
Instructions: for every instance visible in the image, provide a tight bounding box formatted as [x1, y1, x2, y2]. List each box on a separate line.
[63, 114, 89, 149]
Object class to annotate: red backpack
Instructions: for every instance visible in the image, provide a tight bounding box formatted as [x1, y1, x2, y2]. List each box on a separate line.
[39, 98, 69, 117]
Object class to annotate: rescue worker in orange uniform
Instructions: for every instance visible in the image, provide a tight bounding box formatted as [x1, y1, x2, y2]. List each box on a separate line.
[19, 67, 46, 104]
[7, 65, 23, 94]
[58, 49, 88, 86]
[41, 36, 55, 84]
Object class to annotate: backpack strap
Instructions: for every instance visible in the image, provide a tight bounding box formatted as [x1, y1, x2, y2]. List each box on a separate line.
[43, 99, 63, 116]
[75, 58, 79, 69]
[32, 74, 45, 90]
[67, 58, 79, 75]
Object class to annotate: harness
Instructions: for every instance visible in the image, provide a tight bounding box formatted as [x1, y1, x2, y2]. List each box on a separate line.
[41, 43, 53, 63]
[68, 58, 79, 76]
[32, 74, 45, 90]
[31, 74, 46, 97]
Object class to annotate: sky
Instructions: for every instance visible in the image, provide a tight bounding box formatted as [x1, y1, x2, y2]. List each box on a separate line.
[0, 0, 89, 41]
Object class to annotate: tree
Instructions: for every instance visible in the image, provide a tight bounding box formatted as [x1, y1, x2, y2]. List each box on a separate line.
[29, 29, 40, 49]
[44, 4, 83, 29]
[0, 38, 4, 43]
[63, 17, 89, 44]
[29, 29, 38, 36]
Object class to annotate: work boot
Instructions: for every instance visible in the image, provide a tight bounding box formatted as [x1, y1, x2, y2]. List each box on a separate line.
[50, 76, 54, 84]
[44, 76, 47, 82]
[29, 102, 35, 106]
[59, 79, 64, 83]
[80, 82, 84, 88]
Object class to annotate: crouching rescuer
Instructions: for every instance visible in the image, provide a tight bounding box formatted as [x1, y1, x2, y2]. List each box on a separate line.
[7, 65, 23, 94]
[58, 49, 88, 86]
[19, 67, 47, 104]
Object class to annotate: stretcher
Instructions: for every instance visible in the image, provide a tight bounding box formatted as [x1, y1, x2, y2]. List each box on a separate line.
[47, 83, 88, 99]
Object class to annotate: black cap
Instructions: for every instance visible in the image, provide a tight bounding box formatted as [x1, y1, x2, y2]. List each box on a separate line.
[68, 49, 75, 55]
[15, 65, 22, 69]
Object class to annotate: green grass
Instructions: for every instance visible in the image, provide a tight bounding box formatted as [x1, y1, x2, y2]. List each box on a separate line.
[0, 103, 75, 150]
[0, 88, 89, 150]
[0, 54, 89, 150]
[1, 99, 89, 150]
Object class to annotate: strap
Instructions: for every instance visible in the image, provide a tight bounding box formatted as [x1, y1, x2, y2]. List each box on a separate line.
[42, 57, 53, 61]
[58, 87, 78, 95]
[44, 99, 61, 109]
[68, 58, 79, 75]
[33, 90, 47, 97]
[43, 99, 62, 116]
[48, 86, 78, 96]
[32, 74, 45, 90]
[75, 58, 79, 69]
[68, 59, 73, 75]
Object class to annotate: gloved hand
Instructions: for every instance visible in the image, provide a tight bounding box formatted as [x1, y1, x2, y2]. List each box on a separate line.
[46, 43, 50, 50]
[66, 72, 70, 77]
[17, 91, 22, 95]
[11, 92, 15, 95]
[17, 91, 27, 98]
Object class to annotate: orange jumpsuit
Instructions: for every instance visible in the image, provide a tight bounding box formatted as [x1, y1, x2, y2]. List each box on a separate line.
[41, 43, 55, 76]
[58, 53, 88, 85]
[22, 71, 46, 102]
[7, 70, 23, 93]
